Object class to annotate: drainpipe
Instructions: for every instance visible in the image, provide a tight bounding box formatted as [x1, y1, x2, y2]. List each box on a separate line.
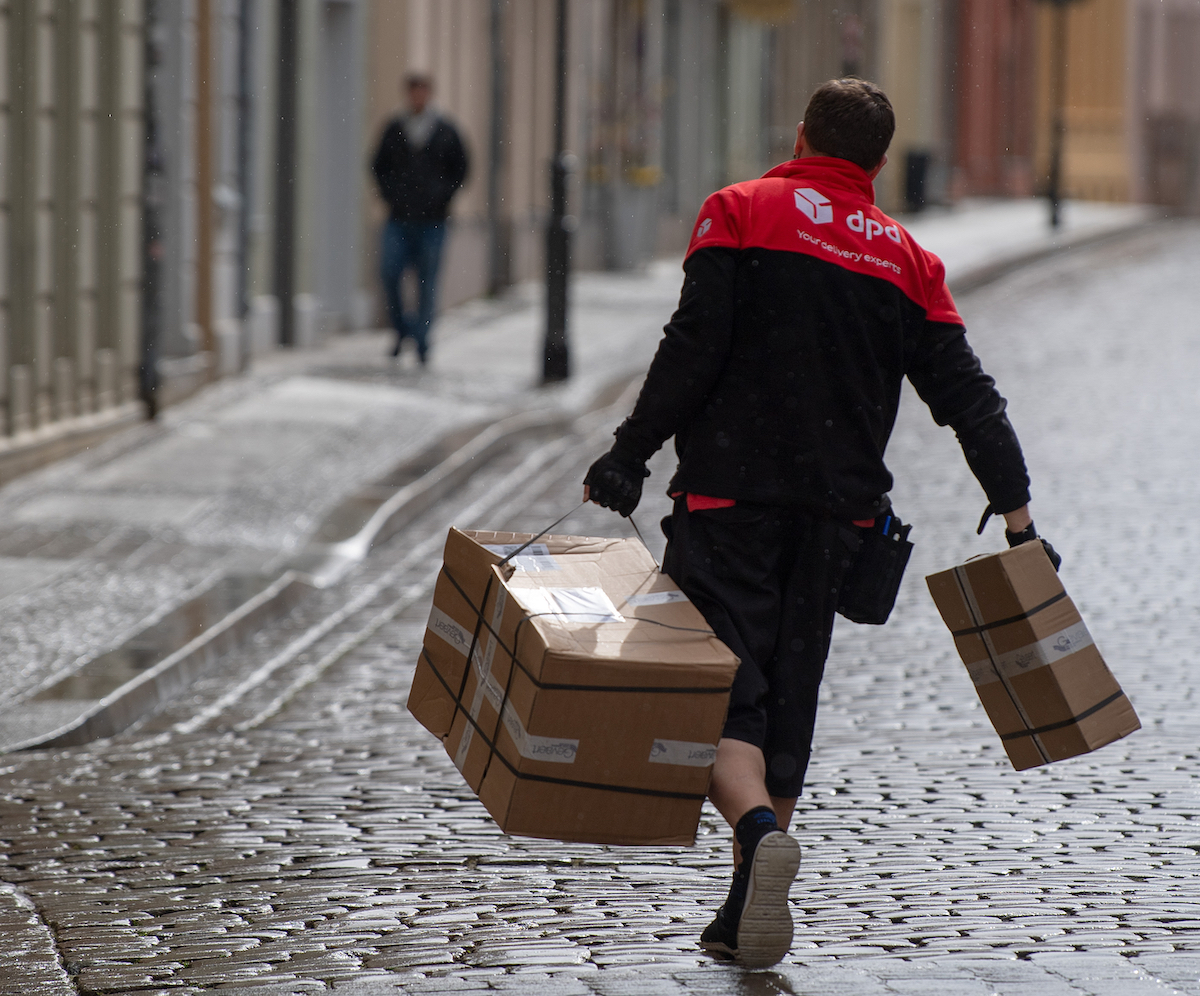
[487, 0, 509, 297]
[141, 0, 164, 418]
[196, 0, 215, 362]
[542, 0, 571, 384]
[236, 0, 254, 368]
[274, 0, 298, 345]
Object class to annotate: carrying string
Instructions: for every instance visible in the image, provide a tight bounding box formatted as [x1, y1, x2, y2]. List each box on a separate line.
[626, 513, 659, 570]
[497, 500, 587, 566]
[496, 500, 661, 572]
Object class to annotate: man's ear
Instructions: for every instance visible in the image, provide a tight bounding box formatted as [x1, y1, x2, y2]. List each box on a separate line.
[794, 122, 806, 158]
[867, 154, 888, 180]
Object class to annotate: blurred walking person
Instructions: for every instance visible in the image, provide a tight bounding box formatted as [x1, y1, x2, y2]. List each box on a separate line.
[372, 74, 469, 367]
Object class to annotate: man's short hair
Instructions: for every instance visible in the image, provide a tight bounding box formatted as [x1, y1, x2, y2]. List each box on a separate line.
[802, 79, 895, 172]
[405, 73, 432, 90]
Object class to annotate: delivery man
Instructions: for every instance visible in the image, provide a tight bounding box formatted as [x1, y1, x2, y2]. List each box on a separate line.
[583, 78, 1058, 968]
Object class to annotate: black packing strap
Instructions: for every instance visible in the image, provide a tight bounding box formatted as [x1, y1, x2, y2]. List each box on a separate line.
[419, 647, 706, 801]
[478, 611, 535, 793]
[999, 690, 1128, 741]
[448, 573, 494, 734]
[953, 566, 1050, 765]
[496, 500, 588, 566]
[950, 590, 1068, 637]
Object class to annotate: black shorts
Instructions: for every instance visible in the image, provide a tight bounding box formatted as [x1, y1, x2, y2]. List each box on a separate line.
[661, 499, 859, 798]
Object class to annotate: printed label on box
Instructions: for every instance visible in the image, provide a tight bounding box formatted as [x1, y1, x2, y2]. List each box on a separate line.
[648, 739, 717, 767]
[483, 543, 551, 558]
[508, 555, 561, 572]
[428, 606, 473, 656]
[502, 702, 579, 763]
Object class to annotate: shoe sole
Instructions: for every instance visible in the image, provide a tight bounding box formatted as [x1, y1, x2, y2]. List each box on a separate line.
[736, 831, 801, 969]
[698, 937, 737, 960]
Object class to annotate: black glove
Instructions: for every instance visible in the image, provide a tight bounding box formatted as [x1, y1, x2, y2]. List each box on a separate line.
[1005, 522, 1062, 572]
[583, 450, 650, 517]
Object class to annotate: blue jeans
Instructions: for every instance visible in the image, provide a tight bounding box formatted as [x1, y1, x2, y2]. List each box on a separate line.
[380, 219, 447, 361]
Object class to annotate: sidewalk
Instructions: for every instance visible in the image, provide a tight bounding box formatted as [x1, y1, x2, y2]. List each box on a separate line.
[0, 197, 1154, 747]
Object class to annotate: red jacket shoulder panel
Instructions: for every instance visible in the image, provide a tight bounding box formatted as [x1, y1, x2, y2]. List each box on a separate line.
[684, 159, 962, 324]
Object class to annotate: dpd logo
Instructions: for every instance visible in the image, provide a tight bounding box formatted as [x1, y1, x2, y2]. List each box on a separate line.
[696, 217, 713, 238]
[794, 187, 833, 225]
[847, 210, 902, 244]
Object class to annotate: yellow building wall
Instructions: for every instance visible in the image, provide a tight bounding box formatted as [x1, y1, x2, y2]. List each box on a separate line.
[1034, 0, 1131, 202]
[875, 0, 944, 214]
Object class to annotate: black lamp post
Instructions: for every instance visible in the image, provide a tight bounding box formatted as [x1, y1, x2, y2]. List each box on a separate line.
[542, 0, 571, 384]
[1038, 0, 1087, 230]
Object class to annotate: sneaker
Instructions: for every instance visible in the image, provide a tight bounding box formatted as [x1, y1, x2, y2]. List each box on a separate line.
[737, 830, 801, 968]
[700, 831, 801, 968]
[699, 905, 738, 960]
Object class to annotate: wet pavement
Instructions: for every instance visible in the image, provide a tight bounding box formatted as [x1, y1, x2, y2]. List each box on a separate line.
[0, 263, 683, 731]
[2, 221, 1199, 994]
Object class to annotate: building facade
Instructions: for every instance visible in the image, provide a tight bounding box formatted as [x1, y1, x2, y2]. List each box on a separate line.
[5, 0, 1199, 484]
[1, 0, 144, 482]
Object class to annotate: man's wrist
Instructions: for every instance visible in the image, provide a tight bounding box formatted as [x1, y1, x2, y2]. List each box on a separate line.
[1001, 504, 1033, 533]
[1005, 523, 1038, 547]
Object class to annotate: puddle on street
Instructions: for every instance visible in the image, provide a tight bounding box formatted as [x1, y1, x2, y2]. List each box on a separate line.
[33, 574, 275, 701]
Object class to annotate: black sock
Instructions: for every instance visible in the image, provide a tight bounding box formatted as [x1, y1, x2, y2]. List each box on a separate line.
[722, 806, 779, 928]
[735, 805, 780, 873]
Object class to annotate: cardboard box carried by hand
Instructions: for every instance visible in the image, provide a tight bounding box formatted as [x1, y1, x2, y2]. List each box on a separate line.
[926, 541, 1139, 770]
[408, 528, 740, 845]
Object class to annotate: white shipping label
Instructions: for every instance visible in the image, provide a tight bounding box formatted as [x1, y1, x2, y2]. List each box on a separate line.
[649, 739, 717, 767]
[512, 586, 625, 624]
[506, 555, 561, 572]
[484, 543, 551, 558]
[965, 621, 1096, 687]
[625, 590, 688, 607]
[501, 702, 579, 763]
[427, 607, 473, 657]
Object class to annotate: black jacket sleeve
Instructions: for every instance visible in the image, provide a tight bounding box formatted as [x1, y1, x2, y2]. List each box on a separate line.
[440, 125, 469, 197]
[907, 321, 1031, 513]
[611, 247, 738, 465]
[371, 121, 403, 210]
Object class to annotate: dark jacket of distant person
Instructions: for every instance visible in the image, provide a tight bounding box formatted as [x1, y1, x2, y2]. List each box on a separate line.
[372, 115, 469, 222]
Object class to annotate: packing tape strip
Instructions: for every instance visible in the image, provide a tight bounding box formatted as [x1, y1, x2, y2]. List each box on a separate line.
[426, 612, 717, 769]
[430, 602, 580, 767]
[418, 646, 706, 801]
[963, 621, 1094, 686]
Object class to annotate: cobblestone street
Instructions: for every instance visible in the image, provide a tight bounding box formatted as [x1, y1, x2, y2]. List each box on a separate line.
[2, 223, 1200, 995]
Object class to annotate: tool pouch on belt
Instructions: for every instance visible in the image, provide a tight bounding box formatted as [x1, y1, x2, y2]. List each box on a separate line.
[837, 512, 913, 625]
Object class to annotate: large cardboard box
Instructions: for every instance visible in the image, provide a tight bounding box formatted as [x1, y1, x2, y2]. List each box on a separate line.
[408, 528, 740, 845]
[926, 542, 1139, 770]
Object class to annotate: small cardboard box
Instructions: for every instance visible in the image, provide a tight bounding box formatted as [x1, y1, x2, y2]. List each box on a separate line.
[408, 528, 740, 845]
[926, 542, 1139, 770]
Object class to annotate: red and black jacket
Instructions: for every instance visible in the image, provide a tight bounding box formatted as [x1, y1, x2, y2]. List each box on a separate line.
[612, 157, 1031, 520]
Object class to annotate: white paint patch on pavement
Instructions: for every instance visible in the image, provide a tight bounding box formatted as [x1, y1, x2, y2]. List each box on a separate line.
[0, 557, 70, 603]
[214, 375, 436, 426]
[15, 493, 212, 527]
